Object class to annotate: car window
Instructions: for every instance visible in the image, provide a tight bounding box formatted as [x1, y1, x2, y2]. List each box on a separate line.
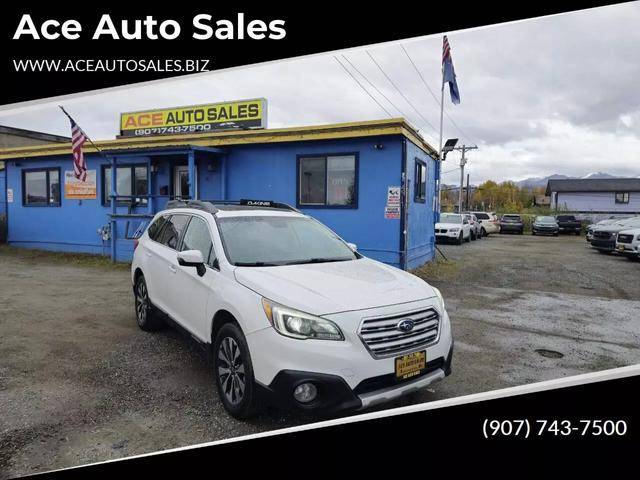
[157, 215, 190, 250]
[473, 213, 489, 220]
[147, 215, 170, 242]
[181, 216, 216, 267]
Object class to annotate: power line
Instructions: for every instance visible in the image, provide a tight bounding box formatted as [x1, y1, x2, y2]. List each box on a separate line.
[333, 56, 393, 118]
[400, 43, 479, 148]
[341, 54, 405, 118]
[365, 51, 439, 136]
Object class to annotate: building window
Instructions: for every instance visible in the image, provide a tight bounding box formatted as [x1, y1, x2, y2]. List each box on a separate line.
[102, 165, 148, 205]
[298, 154, 357, 208]
[22, 168, 60, 206]
[615, 192, 630, 204]
[414, 159, 427, 202]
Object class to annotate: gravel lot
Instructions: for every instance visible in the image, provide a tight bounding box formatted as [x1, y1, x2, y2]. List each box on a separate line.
[1, 235, 639, 477]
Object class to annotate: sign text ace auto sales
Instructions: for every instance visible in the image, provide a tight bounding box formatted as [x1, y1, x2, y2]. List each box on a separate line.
[119, 98, 267, 137]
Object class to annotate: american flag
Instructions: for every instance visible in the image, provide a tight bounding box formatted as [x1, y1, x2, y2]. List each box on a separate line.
[442, 36, 461, 105]
[70, 117, 88, 181]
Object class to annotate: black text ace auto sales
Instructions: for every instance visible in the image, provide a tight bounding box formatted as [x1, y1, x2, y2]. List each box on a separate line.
[11, 13, 287, 41]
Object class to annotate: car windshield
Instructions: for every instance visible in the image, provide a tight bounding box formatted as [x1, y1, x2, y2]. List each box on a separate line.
[440, 214, 463, 224]
[473, 213, 490, 220]
[217, 215, 358, 266]
[556, 216, 575, 221]
[536, 216, 556, 223]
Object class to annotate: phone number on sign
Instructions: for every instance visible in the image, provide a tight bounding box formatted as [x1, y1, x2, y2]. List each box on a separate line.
[482, 419, 628, 438]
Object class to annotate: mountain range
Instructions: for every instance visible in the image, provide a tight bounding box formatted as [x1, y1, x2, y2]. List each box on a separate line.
[515, 172, 627, 189]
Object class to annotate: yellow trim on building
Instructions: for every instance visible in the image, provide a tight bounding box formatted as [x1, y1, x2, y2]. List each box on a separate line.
[0, 118, 437, 160]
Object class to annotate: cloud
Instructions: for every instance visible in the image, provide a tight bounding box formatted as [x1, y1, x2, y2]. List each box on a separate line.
[1, 2, 639, 183]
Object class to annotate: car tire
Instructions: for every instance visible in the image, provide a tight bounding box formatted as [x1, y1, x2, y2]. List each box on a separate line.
[465, 233, 471, 243]
[471, 231, 476, 241]
[134, 275, 164, 331]
[481, 228, 487, 237]
[213, 322, 258, 419]
[457, 233, 463, 245]
[532, 231, 536, 236]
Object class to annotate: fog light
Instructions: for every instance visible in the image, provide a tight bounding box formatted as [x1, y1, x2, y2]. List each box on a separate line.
[293, 382, 317, 403]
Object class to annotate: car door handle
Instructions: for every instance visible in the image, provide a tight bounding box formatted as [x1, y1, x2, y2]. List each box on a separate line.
[169, 265, 177, 273]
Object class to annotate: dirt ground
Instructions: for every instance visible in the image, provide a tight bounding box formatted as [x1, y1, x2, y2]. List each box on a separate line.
[1, 235, 639, 477]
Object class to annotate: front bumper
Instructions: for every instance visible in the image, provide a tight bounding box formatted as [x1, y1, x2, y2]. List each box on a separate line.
[533, 226, 558, 235]
[590, 238, 616, 251]
[247, 299, 453, 413]
[256, 344, 454, 413]
[435, 230, 462, 240]
[615, 243, 639, 256]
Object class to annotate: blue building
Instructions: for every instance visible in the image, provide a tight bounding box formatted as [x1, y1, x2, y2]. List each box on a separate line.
[0, 118, 440, 269]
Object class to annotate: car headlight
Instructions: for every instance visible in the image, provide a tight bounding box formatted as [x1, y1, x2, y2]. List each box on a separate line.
[432, 287, 445, 313]
[262, 299, 344, 341]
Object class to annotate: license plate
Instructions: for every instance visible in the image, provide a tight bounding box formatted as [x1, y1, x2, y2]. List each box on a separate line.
[395, 350, 426, 380]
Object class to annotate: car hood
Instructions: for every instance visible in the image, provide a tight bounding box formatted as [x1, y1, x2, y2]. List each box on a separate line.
[435, 222, 462, 229]
[595, 224, 638, 233]
[234, 258, 436, 316]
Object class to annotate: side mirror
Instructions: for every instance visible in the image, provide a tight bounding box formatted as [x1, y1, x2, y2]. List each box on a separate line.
[347, 242, 358, 252]
[177, 250, 206, 277]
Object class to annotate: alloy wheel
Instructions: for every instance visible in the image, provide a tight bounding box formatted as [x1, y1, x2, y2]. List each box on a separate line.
[217, 337, 246, 405]
[135, 281, 148, 326]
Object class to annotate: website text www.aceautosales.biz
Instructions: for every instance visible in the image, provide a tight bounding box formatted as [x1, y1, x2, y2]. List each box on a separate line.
[12, 58, 212, 73]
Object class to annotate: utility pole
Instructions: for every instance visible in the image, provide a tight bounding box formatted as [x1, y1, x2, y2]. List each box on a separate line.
[453, 144, 477, 213]
[466, 173, 470, 211]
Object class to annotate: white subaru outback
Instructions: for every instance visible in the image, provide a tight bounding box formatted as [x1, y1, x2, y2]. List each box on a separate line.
[131, 199, 453, 418]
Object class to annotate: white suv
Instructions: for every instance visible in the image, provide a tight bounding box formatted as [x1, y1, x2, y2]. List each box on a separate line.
[131, 200, 453, 418]
[615, 228, 640, 260]
[471, 211, 500, 236]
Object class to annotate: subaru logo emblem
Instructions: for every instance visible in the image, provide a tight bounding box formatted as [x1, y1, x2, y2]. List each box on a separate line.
[397, 319, 415, 332]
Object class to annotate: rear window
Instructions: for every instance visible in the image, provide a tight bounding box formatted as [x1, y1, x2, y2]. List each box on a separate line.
[473, 212, 490, 220]
[502, 215, 522, 220]
[157, 215, 190, 250]
[147, 215, 170, 241]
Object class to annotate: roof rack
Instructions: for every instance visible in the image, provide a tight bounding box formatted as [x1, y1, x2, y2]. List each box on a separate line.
[165, 199, 300, 214]
[165, 199, 218, 213]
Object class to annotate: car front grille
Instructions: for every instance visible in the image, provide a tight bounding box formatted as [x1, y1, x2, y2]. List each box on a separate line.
[358, 308, 440, 358]
[593, 231, 612, 240]
[617, 234, 634, 244]
[435, 229, 448, 234]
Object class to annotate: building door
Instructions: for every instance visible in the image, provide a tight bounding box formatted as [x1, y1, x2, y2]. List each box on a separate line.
[174, 165, 189, 199]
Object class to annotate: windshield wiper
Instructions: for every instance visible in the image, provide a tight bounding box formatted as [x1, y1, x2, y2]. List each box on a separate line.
[234, 261, 281, 267]
[283, 257, 352, 265]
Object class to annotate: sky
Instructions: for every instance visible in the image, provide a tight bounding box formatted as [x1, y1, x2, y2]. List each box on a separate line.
[1, 2, 639, 185]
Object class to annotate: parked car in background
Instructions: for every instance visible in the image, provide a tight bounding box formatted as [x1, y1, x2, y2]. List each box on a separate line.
[471, 211, 500, 236]
[555, 215, 582, 235]
[615, 228, 640, 260]
[435, 213, 472, 245]
[463, 213, 482, 240]
[590, 217, 640, 254]
[499, 214, 524, 235]
[532, 216, 559, 236]
[586, 217, 632, 243]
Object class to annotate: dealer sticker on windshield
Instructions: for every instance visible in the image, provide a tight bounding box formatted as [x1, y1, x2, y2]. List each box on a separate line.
[395, 350, 426, 380]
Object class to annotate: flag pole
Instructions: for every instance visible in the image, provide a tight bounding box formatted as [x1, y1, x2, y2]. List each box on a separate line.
[437, 37, 445, 217]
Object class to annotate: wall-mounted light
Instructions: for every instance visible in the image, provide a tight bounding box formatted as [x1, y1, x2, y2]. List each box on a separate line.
[374, 142, 384, 150]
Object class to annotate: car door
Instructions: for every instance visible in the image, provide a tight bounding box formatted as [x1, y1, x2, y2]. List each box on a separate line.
[172, 215, 219, 342]
[146, 214, 191, 318]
